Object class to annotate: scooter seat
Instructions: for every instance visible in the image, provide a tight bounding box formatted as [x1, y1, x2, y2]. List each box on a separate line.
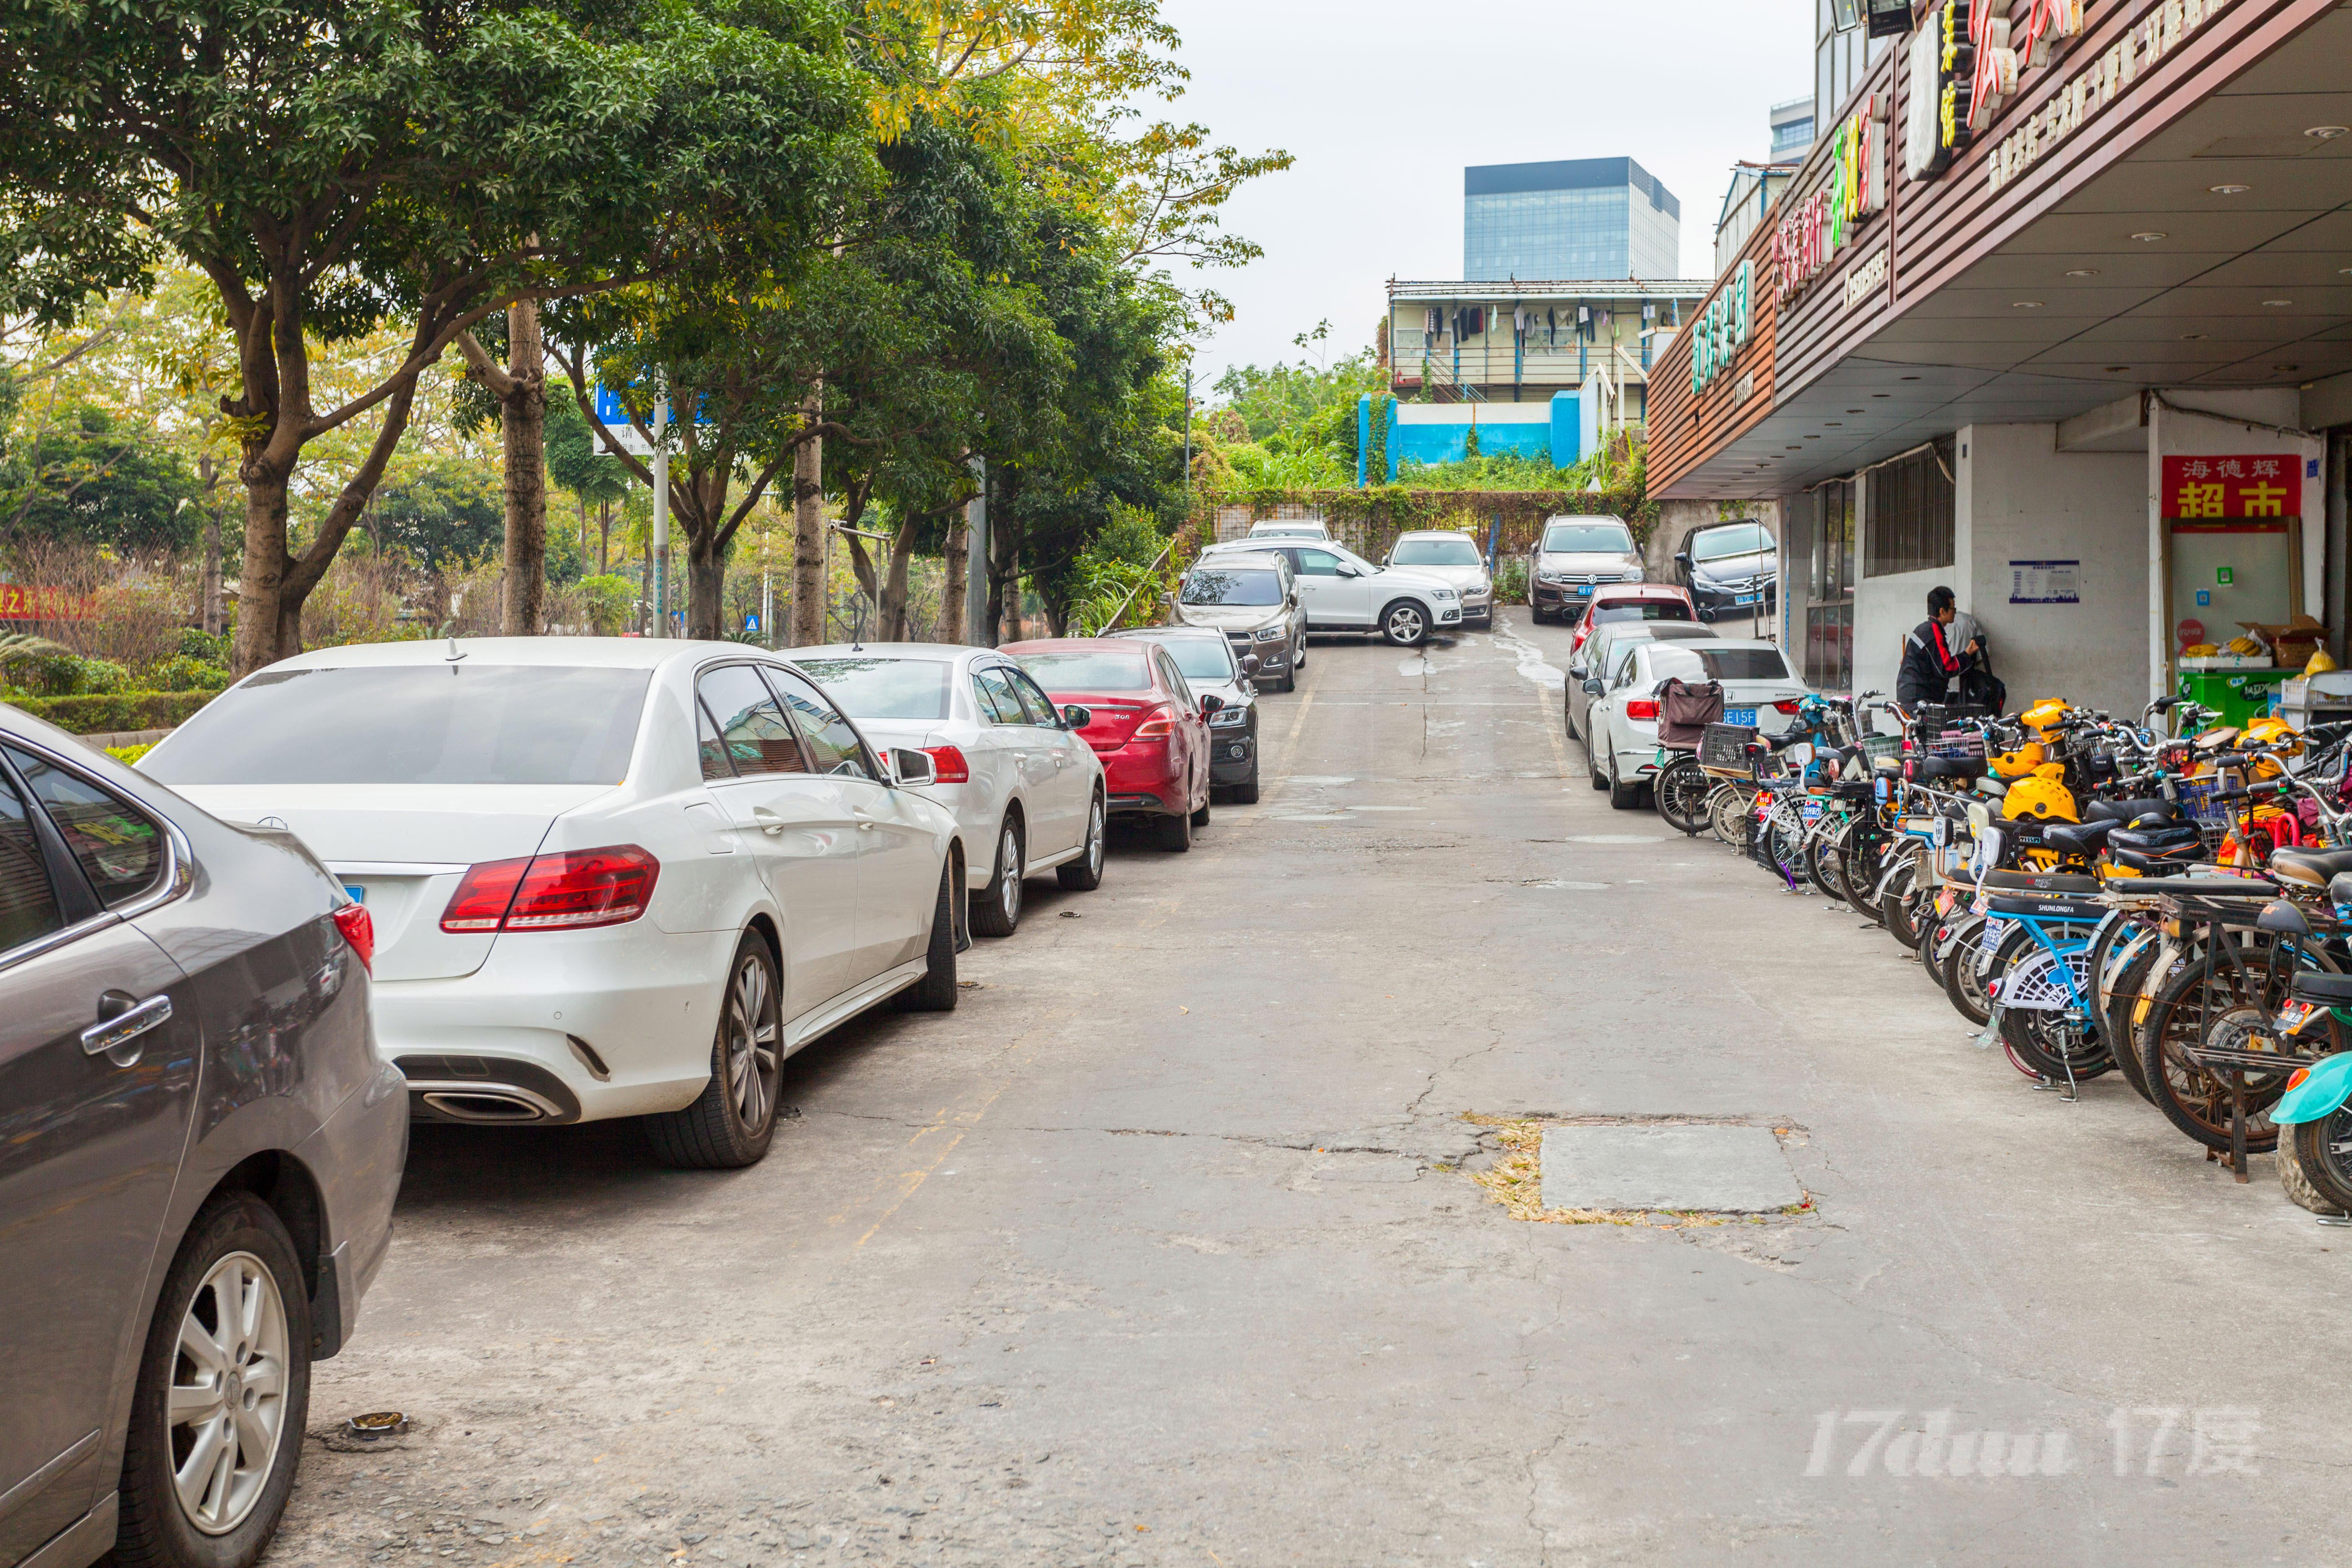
[1916, 756, 1986, 781]
[2040, 820, 2114, 856]
[2086, 796, 2176, 825]
[2290, 970, 2352, 1004]
[1982, 869, 2103, 895]
[2109, 823, 2200, 854]
[2270, 848, 2352, 888]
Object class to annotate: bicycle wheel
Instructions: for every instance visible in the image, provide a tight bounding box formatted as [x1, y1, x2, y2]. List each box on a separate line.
[2136, 941, 2296, 1154]
[1655, 757, 1712, 837]
[2098, 930, 2164, 1104]
[1709, 783, 1751, 847]
[1880, 858, 1924, 947]
[1803, 821, 1844, 900]
[1940, 913, 1993, 1027]
[1987, 922, 2111, 1081]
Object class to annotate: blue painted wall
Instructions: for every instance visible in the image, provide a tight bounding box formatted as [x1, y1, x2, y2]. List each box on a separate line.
[1357, 392, 1581, 485]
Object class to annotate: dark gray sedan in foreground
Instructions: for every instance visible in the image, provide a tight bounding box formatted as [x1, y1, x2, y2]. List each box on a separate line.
[0, 707, 405, 1568]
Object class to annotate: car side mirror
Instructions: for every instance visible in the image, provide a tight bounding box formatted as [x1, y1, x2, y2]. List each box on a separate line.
[1200, 694, 1224, 718]
[1239, 654, 1260, 674]
[890, 747, 936, 787]
[1583, 678, 1605, 696]
[1060, 704, 1091, 730]
[1288, 593, 1300, 609]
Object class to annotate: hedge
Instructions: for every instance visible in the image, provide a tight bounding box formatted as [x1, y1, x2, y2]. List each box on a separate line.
[2, 690, 222, 734]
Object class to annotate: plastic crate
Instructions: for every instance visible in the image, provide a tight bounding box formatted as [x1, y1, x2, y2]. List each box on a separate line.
[1700, 721, 1759, 775]
[1859, 733, 1903, 764]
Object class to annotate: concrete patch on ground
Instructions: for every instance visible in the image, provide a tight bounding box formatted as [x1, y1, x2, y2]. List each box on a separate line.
[1461, 1115, 1814, 1229]
[1539, 1125, 1803, 1214]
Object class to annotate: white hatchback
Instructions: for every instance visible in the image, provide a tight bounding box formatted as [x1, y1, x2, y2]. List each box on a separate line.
[795, 643, 1106, 939]
[141, 638, 969, 1168]
[1582, 638, 1807, 810]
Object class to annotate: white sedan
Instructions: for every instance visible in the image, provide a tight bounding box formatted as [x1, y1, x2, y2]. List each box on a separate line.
[795, 643, 1105, 938]
[140, 637, 969, 1168]
[1582, 638, 1807, 810]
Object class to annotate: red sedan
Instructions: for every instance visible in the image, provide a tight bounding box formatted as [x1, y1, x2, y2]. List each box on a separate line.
[1006, 637, 1217, 851]
[1569, 583, 1699, 660]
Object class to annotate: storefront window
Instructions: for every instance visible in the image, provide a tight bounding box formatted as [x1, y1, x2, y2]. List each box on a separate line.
[1864, 442, 1956, 578]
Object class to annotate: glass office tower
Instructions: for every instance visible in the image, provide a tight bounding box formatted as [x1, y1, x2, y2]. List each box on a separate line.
[1462, 158, 1680, 281]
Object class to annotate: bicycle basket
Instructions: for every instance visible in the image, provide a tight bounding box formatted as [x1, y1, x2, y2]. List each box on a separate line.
[1930, 727, 1989, 760]
[2174, 777, 2231, 830]
[1859, 733, 1904, 765]
[1700, 722, 1760, 776]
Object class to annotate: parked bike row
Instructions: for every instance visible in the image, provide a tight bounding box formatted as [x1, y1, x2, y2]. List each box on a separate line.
[1649, 687, 2352, 1220]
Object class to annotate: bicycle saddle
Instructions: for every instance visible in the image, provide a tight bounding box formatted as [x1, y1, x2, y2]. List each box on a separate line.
[2269, 847, 2352, 888]
[2086, 796, 2175, 825]
[1914, 756, 1986, 781]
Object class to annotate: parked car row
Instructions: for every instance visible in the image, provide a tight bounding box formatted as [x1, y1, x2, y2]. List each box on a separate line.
[1566, 622, 1809, 810]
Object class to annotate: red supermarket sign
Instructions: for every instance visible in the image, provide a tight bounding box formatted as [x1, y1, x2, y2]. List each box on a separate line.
[0, 585, 94, 621]
[2161, 455, 2300, 521]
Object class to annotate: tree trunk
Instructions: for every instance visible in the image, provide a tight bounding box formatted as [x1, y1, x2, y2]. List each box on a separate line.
[879, 526, 915, 641]
[197, 453, 224, 637]
[687, 528, 727, 640]
[597, 502, 611, 576]
[499, 299, 549, 634]
[231, 466, 294, 674]
[941, 518, 966, 645]
[789, 385, 825, 646]
[992, 511, 1020, 645]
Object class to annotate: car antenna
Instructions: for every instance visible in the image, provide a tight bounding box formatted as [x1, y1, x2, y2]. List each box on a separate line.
[445, 636, 467, 664]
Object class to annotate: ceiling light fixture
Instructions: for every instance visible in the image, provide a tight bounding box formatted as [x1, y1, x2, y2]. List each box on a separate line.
[2013, 300, 2045, 308]
[2105, 366, 2131, 372]
[1825, 421, 1843, 426]
[1900, 375, 1921, 380]
[1872, 392, 1892, 398]
[1846, 408, 1866, 413]
[2065, 268, 2100, 277]
[2306, 126, 2349, 141]
[2274, 364, 2300, 372]
[2209, 183, 2250, 194]
[2182, 333, 2210, 340]
[2130, 232, 2166, 242]
[2263, 299, 2293, 306]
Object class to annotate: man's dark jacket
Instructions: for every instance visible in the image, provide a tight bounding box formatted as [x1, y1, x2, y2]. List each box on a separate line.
[1897, 618, 1963, 705]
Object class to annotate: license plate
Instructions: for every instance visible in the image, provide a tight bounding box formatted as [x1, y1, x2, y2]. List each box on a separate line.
[1802, 801, 1822, 820]
[1735, 592, 1762, 606]
[2279, 1000, 2322, 1033]
[1983, 917, 2009, 942]
[342, 883, 367, 904]
[1725, 707, 1756, 726]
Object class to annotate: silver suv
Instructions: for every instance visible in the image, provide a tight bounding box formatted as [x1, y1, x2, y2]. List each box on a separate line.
[1383, 529, 1494, 627]
[1175, 549, 1306, 691]
[1202, 539, 1463, 647]
[1528, 515, 1643, 624]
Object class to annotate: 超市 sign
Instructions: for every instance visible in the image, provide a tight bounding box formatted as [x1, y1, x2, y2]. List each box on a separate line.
[1689, 261, 1754, 396]
[1775, 92, 1887, 302]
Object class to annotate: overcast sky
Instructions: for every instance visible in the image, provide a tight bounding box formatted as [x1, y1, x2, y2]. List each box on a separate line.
[1154, 0, 1815, 390]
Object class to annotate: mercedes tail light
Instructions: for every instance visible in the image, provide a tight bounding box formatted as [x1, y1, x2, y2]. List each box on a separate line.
[1131, 706, 1176, 740]
[1625, 699, 1660, 720]
[440, 846, 660, 934]
[921, 745, 971, 783]
[332, 903, 375, 973]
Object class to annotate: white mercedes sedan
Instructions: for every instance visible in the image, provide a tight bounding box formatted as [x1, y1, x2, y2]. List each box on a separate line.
[795, 644, 1105, 940]
[139, 638, 969, 1168]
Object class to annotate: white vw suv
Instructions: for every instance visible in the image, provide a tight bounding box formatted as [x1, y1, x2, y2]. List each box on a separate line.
[142, 638, 970, 1169]
[1199, 539, 1463, 646]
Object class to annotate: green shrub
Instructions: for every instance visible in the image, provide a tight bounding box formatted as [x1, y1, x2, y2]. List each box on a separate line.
[147, 654, 233, 691]
[176, 628, 231, 665]
[75, 658, 131, 695]
[2, 689, 221, 734]
[106, 743, 155, 764]
[1493, 558, 1529, 603]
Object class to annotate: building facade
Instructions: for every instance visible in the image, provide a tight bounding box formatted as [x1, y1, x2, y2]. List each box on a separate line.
[1383, 279, 1712, 416]
[1649, 0, 2352, 723]
[1463, 158, 1681, 281]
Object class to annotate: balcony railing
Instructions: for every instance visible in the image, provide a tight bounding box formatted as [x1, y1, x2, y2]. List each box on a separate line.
[1388, 330, 1654, 393]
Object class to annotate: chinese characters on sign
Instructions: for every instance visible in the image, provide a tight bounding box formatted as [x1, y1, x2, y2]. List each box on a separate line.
[1987, 0, 2234, 194]
[1775, 94, 1886, 303]
[2161, 455, 2300, 521]
[0, 584, 93, 621]
[1689, 262, 1754, 396]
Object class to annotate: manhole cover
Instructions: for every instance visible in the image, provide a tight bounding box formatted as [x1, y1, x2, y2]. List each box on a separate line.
[1539, 1125, 1802, 1213]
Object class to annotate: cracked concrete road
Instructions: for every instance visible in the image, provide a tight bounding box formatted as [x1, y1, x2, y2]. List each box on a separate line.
[265, 608, 2351, 1568]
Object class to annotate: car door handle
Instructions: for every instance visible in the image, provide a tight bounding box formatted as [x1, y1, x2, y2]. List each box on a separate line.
[751, 805, 790, 835]
[83, 993, 171, 1057]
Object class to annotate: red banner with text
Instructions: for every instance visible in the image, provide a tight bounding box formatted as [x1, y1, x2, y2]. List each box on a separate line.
[2161, 455, 2300, 522]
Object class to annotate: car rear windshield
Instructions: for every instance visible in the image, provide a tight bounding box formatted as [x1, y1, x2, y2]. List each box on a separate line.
[1692, 523, 1772, 562]
[794, 657, 951, 720]
[1012, 652, 1152, 692]
[145, 664, 650, 785]
[1651, 646, 1795, 682]
[1136, 638, 1234, 682]
[1390, 536, 1483, 567]
[1591, 600, 1692, 625]
[1181, 567, 1284, 607]
[1541, 520, 1633, 553]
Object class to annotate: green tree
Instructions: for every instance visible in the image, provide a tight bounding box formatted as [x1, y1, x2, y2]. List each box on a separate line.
[0, 0, 873, 671]
[544, 395, 632, 576]
[1, 399, 201, 550]
[371, 462, 503, 580]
